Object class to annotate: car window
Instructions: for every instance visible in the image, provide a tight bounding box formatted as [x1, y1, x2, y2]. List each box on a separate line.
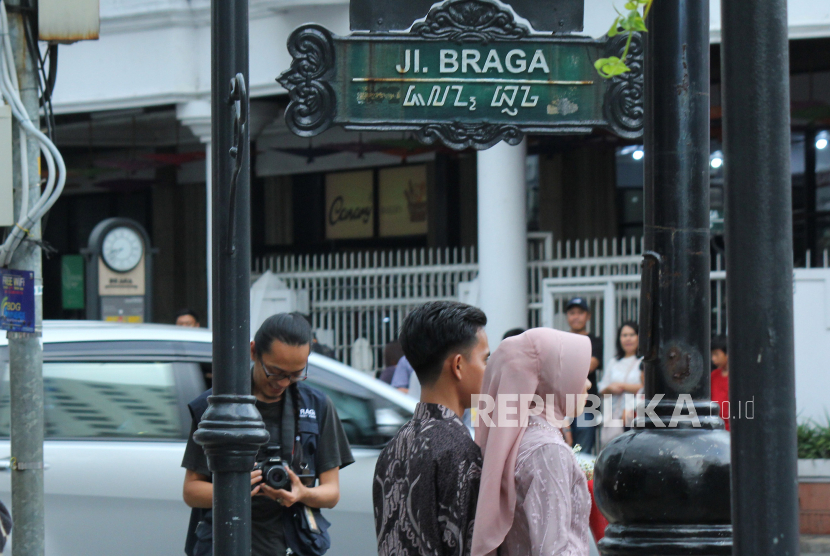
[0, 362, 182, 439]
[305, 365, 411, 447]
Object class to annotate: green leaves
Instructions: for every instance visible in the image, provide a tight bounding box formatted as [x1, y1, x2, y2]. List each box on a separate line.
[798, 417, 830, 459]
[597, 0, 653, 79]
[594, 56, 630, 78]
[607, 17, 622, 37]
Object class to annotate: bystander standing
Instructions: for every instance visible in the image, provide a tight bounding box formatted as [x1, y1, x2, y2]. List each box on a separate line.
[175, 308, 201, 328]
[378, 340, 404, 384]
[564, 297, 603, 453]
[598, 322, 644, 446]
[502, 328, 525, 340]
[311, 331, 336, 359]
[711, 335, 730, 431]
[390, 355, 415, 394]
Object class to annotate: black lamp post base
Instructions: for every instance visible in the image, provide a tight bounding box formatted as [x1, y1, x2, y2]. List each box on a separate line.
[600, 524, 732, 555]
[594, 425, 732, 556]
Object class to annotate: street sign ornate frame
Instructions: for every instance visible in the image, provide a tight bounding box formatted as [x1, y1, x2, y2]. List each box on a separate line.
[278, 0, 643, 150]
[349, 0, 584, 34]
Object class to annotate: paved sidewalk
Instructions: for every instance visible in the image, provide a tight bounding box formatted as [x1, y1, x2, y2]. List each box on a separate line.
[803, 535, 830, 555]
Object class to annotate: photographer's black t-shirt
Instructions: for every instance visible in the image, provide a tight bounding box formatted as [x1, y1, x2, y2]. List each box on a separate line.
[181, 390, 353, 556]
[251, 398, 287, 554]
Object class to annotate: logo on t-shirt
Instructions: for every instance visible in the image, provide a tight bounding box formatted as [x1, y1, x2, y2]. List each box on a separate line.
[299, 408, 317, 420]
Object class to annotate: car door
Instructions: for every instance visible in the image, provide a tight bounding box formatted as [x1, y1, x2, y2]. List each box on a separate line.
[0, 343, 206, 556]
[303, 364, 411, 556]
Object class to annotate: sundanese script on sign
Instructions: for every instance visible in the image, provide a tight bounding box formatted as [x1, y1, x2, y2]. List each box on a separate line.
[338, 40, 604, 124]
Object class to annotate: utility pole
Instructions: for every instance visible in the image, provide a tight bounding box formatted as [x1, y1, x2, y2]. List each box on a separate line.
[5, 1, 45, 555]
[721, 0, 800, 554]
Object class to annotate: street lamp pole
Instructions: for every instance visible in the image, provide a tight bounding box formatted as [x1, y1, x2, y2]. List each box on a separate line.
[194, 0, 269, 555]
[593, 1, 732, 553]
[721, 0, 800, 554]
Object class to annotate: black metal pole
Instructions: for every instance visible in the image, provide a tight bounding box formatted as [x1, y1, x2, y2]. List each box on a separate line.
[720, 0, 799, 554]
[194, 0, 268, 555]
[804, 127, 818, 266]
[641, 0, 711, 406]
[594, 1, 732, 553]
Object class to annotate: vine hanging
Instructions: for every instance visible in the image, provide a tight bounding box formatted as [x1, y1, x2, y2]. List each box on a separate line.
[595, 0, 653, 79]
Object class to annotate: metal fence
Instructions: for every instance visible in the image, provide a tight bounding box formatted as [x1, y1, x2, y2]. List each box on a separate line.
[254, 248, 479, 370]
[528, 235, 644, 331]
[254, 237, 829, 372]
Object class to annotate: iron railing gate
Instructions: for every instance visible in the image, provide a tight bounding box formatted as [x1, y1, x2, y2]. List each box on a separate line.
[254, 236, 827, 372]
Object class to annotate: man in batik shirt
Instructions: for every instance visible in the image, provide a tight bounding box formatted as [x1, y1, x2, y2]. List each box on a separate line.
[373, 301, 489, 556]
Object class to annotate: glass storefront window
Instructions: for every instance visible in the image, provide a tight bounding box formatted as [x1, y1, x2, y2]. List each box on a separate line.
[615, 146, 645, 240]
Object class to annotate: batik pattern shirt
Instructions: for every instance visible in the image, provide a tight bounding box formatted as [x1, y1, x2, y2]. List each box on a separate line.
[373, 403, 482, 556]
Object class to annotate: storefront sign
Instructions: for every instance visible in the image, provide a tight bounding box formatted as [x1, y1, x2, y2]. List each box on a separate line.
[325, 170, 375, 239]
[278, 0, 643, 150]
[0, 268, 35, 333]
[380, 165, 428, 237]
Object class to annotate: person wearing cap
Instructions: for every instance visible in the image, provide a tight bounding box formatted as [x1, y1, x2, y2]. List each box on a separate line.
[564, 297, 603, 454]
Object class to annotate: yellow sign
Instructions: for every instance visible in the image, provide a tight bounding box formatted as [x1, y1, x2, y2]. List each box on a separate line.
[104, 315, 143, 323]
[379, 165, 428, 237]
[325, 170, 374, 240]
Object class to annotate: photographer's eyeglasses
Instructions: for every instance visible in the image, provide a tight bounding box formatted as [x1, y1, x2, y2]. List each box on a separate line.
[259, 359, 309, 383]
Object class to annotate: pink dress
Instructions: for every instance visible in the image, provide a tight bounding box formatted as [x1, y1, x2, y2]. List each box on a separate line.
[498, 415, 591, 556]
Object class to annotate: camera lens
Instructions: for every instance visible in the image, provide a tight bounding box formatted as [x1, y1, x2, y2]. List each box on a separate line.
[266, 465, 290, 491]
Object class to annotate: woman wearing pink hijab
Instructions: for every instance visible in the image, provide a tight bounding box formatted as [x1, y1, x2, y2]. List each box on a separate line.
[471, 328, 593, 556]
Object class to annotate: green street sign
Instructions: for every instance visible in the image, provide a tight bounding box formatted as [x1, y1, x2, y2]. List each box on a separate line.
[278, 0, 643, 150]
[61, 254, 85, 310]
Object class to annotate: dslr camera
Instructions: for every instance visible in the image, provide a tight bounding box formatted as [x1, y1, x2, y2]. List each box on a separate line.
[254, 445, 292, 491]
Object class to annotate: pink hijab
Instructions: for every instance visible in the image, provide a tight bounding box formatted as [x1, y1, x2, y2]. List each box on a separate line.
[471, 328, 592, 556]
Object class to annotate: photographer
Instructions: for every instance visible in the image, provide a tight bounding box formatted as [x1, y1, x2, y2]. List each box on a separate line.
[181, 313, 354, 556]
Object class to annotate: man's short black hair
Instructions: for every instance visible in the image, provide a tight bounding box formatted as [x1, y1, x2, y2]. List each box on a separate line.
[254, 312, 313, 358]
[398, 301, 487, 387]
[175, 308, 200, 322]
[712, 335, 728, 354]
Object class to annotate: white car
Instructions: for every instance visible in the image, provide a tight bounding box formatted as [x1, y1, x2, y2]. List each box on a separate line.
[0, 321, 416, 556]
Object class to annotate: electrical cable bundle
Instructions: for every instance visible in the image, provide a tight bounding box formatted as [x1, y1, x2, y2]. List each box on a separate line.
[0, 0, 65, 267]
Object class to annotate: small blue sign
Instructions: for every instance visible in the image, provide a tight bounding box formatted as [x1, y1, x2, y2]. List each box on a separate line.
[0, 269, 35, 333]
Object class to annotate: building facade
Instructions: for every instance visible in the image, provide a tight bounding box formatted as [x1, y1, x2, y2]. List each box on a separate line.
[39, 0, 830, 334]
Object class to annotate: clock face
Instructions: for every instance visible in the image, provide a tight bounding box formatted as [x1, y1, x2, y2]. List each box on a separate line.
[102, 226, 144, 273]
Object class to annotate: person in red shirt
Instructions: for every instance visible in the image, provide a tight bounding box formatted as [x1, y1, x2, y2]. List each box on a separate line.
[711, 335, 730, 430]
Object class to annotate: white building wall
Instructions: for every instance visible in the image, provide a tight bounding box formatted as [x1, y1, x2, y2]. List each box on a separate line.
[793, 269, 830, 424]
[51, 0, 351, 113]
[49, 0, 830, 114]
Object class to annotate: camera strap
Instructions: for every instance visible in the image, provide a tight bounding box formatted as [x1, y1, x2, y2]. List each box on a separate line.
[280, 384, 304, 472]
